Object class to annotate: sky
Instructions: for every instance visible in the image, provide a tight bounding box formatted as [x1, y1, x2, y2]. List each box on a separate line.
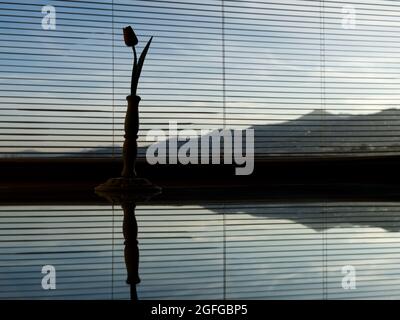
[2, 0, 400, 156]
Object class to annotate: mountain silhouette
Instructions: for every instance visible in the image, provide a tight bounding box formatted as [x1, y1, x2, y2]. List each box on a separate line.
[94, 108, 400, 157]
[11, 108, 400, 157]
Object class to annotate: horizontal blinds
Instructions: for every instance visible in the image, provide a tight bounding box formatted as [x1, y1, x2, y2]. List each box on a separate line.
[0, 206, 116, 299]
[0, 0, 224, 157]
[2, 202, 400, 299]
[322, 0, 400, 156]
[0, 0, 114, 157]
[1, 0, 400, 157]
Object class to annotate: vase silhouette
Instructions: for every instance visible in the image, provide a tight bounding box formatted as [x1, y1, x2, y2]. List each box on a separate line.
[94, 94, 161, 194]
[121, 95, 140, 178]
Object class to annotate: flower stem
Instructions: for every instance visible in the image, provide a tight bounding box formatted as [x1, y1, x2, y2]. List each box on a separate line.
[131, 47, 137, 96]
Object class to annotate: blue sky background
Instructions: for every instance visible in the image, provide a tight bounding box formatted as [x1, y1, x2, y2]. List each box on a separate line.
[1, 0, 400, 156]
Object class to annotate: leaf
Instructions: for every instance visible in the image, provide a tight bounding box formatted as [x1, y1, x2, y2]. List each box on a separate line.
[132, 36, 153, 95]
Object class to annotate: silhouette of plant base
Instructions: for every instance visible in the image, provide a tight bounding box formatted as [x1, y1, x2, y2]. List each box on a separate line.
[95, 177, 161, 203]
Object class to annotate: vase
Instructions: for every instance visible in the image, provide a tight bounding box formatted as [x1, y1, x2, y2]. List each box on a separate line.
[121, 95, 141, 178]
[94, 95, 161, 198]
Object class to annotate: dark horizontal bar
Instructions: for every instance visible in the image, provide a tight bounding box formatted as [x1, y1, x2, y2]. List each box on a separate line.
[1, 155, 400, 204]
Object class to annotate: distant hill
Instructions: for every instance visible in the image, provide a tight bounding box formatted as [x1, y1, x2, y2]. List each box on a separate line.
[11, 108, 400, 157]
[140, 108, 400, 158]
[249, 108, 400, 155]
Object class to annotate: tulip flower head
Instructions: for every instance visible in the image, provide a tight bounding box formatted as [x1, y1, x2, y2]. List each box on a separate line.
[123, 25, 153, 96]
[123, 26, 138, 47]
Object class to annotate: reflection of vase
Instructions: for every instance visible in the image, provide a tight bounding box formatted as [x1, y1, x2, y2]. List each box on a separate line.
[95, 191, 160, 301]
[121, 95, 141, 178]
[122, 201, 140, 300]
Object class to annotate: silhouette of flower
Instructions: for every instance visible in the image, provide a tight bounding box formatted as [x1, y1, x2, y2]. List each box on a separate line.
[123, 26, 138, 47]
[123, 25, 152, 96]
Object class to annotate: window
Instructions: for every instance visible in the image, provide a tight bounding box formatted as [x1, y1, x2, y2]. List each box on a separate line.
[1, 0, 400, 158]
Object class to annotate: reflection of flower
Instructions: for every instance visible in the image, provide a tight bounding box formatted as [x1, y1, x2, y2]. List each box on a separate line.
[123, 26, 138, 47]
[123, 25, 153, 96]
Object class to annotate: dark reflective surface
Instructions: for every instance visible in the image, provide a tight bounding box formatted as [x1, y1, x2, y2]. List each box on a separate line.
[3, 200, 400, 299]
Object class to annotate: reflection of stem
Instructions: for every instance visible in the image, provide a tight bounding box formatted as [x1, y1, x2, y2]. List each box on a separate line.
[131, 47, 137, 96]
